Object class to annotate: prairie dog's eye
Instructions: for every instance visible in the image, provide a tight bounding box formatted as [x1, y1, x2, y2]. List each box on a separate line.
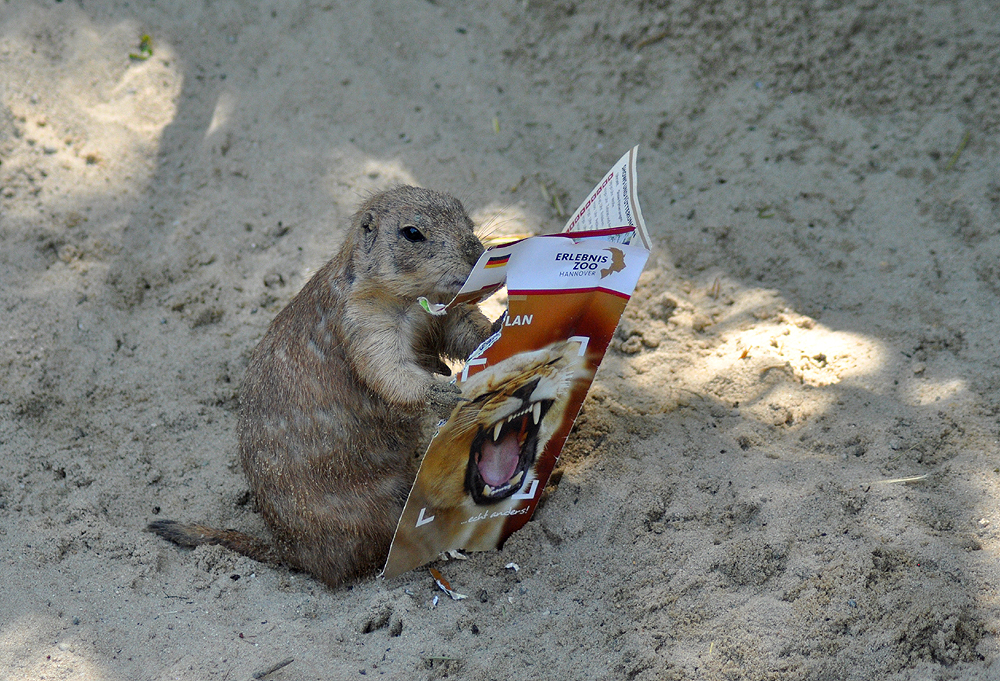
[400, 225, 426, 243]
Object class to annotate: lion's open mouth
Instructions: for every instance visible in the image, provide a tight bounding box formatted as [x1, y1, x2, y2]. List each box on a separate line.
[466, 390, 553, 505]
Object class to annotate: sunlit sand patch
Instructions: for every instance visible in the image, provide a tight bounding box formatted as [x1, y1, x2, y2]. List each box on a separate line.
[358, 157, 418, 189]
[0, 14, 182, 217]
[323, 149, 421, 207]
[205, 90, 237, 138]
[0, 617, 42, 673]
[25, 649, 103, 681]
[703, 315, 887, 388]
[21, 648, 104, 681]
[899, 376, 967, 407]
[81, 53, 181, 136]
[659, 282, 889, 426]
[469, 203, 538, 246]
[0, 617, 107, 681]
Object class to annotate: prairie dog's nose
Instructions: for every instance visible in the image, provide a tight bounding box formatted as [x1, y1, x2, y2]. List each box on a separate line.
[462, 231, 486, 268]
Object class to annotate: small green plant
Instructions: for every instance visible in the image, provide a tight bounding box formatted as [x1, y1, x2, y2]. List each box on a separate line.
[130, 34, 153, 61]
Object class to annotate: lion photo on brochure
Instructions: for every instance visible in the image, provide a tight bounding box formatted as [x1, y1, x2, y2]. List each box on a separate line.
[400, 339, 592, 556]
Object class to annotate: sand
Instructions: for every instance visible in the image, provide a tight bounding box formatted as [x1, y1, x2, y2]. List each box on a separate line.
[2, 0, 999, 679]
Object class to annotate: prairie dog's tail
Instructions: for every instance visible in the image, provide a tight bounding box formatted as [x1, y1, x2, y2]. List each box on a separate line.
[147, 520, 282, 566]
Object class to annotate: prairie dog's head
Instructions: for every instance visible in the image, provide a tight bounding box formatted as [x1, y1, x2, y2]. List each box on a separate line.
[348, 186, 484, 301]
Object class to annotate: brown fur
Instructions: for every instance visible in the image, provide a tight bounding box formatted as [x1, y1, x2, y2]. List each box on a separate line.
[149, 186, 494, 587]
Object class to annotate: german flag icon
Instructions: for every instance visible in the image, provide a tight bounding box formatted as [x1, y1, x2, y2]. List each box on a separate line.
[484, 254, 510, 269]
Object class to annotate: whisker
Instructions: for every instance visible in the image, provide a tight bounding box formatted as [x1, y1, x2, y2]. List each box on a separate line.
[474, 202, 517, 240]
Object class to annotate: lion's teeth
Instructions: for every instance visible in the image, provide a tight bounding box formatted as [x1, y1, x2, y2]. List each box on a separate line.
[493, 422, 503, 441]
[510, 471, 523, 487]
[532, 402, 541, 425]
[483, 484, 494, 497]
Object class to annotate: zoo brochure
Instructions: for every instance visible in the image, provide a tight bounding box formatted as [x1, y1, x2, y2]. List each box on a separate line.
[382, 147, 650, 578]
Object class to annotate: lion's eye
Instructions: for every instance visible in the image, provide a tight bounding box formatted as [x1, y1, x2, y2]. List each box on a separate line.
[399, 225, 426, 243]
[469, 390, 500, 405]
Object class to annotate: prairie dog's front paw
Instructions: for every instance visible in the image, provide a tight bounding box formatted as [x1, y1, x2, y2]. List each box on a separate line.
[427, 381, 462, 419]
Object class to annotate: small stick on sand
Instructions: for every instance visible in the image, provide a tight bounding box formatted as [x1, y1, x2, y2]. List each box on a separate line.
[872, 474, 929, 485]
[252, 657, 294, 680]
[635, 31, 668, 50]
[944, 131, 970, 171]
[552, 193, 565, 217]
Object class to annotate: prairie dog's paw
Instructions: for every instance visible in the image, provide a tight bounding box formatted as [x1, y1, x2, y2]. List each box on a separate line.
[427, 381, 462, 419]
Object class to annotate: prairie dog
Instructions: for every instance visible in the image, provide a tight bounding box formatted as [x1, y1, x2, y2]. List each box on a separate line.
[149, 186, 494, 587]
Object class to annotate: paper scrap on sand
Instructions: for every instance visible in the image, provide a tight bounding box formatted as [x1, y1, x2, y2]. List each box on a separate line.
[383, 147, 650, 579]
[429, 568, 468, 600]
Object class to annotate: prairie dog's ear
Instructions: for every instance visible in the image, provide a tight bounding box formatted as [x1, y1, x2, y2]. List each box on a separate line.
[360, 211, 376, 233]
[361, 211, 377, 252]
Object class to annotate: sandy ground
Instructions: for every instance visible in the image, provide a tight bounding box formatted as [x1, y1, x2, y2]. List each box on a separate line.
[2, 1, 1000, 679]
